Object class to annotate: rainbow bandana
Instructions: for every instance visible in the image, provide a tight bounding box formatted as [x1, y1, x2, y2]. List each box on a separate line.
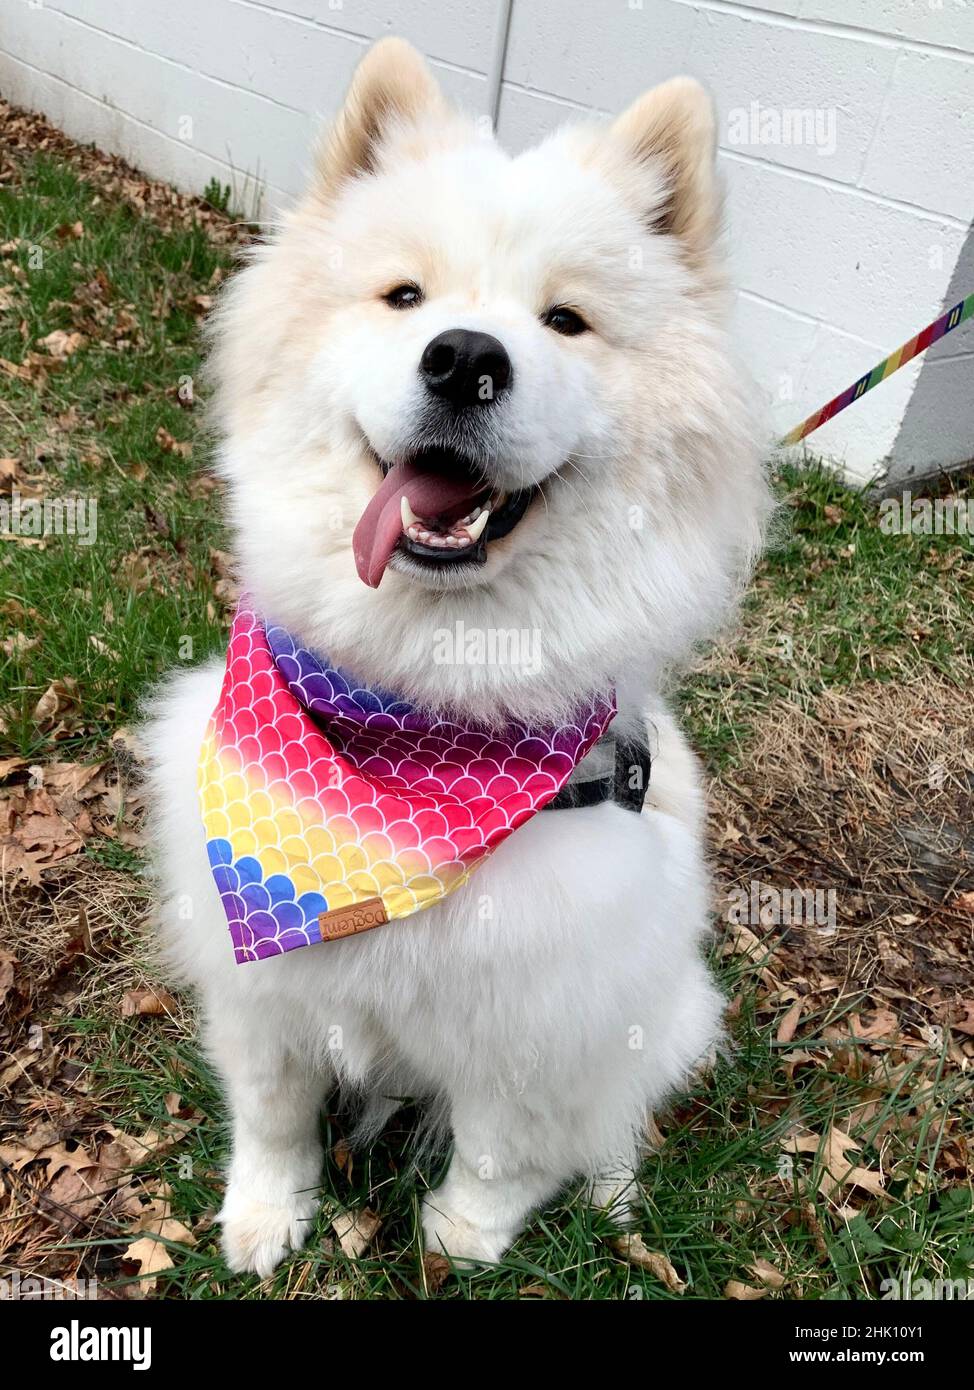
[199, 602, 616, 963]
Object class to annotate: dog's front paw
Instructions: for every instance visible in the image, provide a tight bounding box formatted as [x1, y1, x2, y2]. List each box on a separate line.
[220, 1185, 320, 1278]
[421, 1190, 514, 1265]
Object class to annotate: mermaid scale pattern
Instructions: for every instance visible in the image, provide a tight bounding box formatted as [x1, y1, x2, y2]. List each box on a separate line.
[198, 602, 615, 963]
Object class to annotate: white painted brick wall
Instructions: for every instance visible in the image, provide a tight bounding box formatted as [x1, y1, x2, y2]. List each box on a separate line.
[1, 0, 972, 484]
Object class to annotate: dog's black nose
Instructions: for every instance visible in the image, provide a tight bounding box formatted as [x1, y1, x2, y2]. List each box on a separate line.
[420, 329, 512, 407]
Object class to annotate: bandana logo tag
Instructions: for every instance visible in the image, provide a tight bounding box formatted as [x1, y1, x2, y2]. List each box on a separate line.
[318, 898, 389, 941]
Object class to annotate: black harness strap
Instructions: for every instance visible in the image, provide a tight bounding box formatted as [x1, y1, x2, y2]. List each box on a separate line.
[542, 732, 652, 814]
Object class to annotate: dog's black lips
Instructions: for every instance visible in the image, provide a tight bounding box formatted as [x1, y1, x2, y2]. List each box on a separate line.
[375, 447, 537, 571]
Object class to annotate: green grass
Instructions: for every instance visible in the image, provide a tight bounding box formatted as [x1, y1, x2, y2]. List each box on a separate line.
[2, 132, 971, 1301]
[0, 150, 230, 758]
[679, 461, 974, 769]
[74, 954, 971, 1300]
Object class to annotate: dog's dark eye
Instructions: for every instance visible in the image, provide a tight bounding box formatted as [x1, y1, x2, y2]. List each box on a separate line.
[543, 305, 589, 337]
[383, 283, 423, 310]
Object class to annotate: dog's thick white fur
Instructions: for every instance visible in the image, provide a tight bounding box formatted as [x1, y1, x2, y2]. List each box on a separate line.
[143, 39, 768, 1276]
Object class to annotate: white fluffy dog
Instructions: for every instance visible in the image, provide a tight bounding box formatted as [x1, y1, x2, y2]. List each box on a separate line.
[144, 38, 768, 1276]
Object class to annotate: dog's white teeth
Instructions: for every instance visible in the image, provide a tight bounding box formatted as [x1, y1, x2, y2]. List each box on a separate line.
[403, 500, 489, 550]
[465, 508, 490, 542]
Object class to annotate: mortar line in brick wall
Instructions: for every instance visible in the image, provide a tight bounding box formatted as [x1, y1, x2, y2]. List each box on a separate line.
[736, 289, 884, 348]
[0, 50, 289, 214]
[40, 7, 310, 119]
[673, 0, 974, 63]
[498, 78, 609, 118]
[720, 147, 971, 230]
[229, 0, 491, 82]
[497, 82, 970, 228]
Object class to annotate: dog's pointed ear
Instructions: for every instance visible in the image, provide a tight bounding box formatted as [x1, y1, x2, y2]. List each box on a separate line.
[316, 38, 447, 195]
[610, 77, 719, 268]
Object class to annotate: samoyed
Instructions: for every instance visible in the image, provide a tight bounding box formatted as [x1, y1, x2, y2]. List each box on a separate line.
[144, 37, 767, 1276]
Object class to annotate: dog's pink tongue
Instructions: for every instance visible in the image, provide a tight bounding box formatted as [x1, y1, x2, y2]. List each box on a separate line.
[353, 460, 483, 587]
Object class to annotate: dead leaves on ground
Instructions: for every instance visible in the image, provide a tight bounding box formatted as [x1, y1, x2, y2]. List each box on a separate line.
[0, 98, 251, 249]
[613, 1233, 686, 1293]
[1, 1107, 203, 1298]
[0, 783, 86, 885]
[332, 1207, 381, 1260]
[783, 1126, 887, 1203]
[154, 426, 192, 459]
[33, 677, 80, 731]
[710, 680, 974, 1012]
[119, 987, 177, 1018]
[122, 1188, 197, 1291]
[38, 328, 85, 359]
[708, 678, 974, 1274]
[0, 754, 144, 887]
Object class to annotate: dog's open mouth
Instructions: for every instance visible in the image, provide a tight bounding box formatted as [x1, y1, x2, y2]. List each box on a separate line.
[352, 448, 535, 587]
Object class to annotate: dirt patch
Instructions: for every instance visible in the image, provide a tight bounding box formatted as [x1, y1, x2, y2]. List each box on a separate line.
[0, 97, 251, 246]
[710, 676, 974, 1055]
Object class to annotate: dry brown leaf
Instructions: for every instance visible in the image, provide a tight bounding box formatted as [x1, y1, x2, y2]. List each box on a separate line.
[44, 1164, 105, 1230]
[423, 1252, 451, 1292]
[612, 1234, 686, 1292]
[784, 1126, 885, 1199]
[0, 949, 19, 1008]
[32, 677, 80, 728]
[722, 922, 764, 962]
[725, 1280, 768, 1300]
[39, 328, 84, 358]
[110, 726, 145, 762]
[155, 426, 192, 458]
[751, 1257, 786, 1289]
[950, 1000, 974, 1036]
[2, 632, 39, 657]
[120, 1181, 196, 1293]
[0, 356, 36, 382]
[776, 998, 803, 1043]
[332, 1206, 380, 1258]
[842, 1165, 887, 1198]
[129, 1205, 196, 1244]
[850, 1009, 899, 1041]
[96, 1129, 152, 1176]
[120, 986, 178, 1018]
[0, 784, 85, 883]
[122, 1236, 174, 1289]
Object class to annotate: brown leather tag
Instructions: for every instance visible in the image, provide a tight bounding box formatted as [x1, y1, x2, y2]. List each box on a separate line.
[318, 897, 388, 941]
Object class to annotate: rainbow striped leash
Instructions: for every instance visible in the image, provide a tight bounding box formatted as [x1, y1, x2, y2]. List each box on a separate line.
[781, 291, 974, 446]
